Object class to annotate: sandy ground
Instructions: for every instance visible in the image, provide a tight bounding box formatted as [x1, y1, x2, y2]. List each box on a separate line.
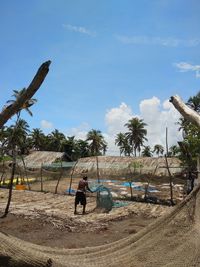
[0, 188, 172, 249]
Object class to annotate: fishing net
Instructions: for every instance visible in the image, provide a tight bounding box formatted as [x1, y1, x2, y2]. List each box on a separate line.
[90, 183, 113, 212]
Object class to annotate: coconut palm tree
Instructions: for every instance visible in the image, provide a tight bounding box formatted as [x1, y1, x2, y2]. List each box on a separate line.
[86, 129, 106, 156]
[102, 140, 107, 155]
[169, 145, 180, 157]
[6, 88, 37, 118]
[115, 133, 126, 156]
[48, 129, 66, 151]
[76, 139, 90, 158]
[115, 132, 132, 156]
[63, 136, 78, 161]
[3, 110, 34, 218]
[142, 146, 152, 157]
[153, 144, 164, 157]
[5, 119, 30, 155]
[30, 128, 46, 151]
[125, 117, 148, 156]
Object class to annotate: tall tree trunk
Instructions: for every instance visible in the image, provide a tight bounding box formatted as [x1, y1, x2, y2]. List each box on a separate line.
[21, 155, 31, 190]
[0, 61, 51, 129]
[0, 158, 5, 187]
[134, 148, 136, 157]
[170, 95, 200, 128]
[2, 150, 16, 217]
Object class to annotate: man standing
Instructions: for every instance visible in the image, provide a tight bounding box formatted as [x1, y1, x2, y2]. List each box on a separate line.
[74, 176, 92, 215]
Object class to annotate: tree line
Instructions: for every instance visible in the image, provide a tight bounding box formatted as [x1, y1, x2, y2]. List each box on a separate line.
[0, 89, 199, 163]
[115, 91, 200, 163]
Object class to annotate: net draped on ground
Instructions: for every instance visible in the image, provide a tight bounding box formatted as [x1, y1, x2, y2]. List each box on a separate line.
[1, 184, 200, 267]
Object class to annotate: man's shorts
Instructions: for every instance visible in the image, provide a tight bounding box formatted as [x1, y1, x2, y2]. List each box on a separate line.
[75, 191, 86, 205]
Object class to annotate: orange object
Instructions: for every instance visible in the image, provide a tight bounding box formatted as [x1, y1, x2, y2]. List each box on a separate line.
[16, 184, 26, 190]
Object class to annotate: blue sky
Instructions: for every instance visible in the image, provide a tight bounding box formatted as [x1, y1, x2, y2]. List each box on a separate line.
[0, 0, 200, 154]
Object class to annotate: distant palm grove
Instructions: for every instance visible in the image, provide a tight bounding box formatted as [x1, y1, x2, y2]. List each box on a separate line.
[0, 90, 199, 164]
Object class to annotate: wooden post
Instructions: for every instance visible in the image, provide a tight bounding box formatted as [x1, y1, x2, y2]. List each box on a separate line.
[68, 161, 78, 195]
[55, 161, 63, 194]
[96, 156, 100, 183]
[40, 163, 43, 192]
[165, 127, 174, 205]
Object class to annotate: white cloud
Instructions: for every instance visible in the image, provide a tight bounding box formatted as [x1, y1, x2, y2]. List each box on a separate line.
[105, 102, 133, 135]
[64, 98, 183, 156]
[40, 120, 54, 130]
[116, 35, 200, 47]
[104, 97, 182, 155]
[140, 97, 182, 151]
[65, 122, 90, 140]
[174, 62, 200, 78]
[63, 24, 96, 37]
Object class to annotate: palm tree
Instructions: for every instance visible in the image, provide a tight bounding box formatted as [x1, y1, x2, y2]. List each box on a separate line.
[142, 146, 152, 157]
[86, 129, 106, 156]
[48, 129, 66, 151]
[0, 126, 7, 149]
[5, 119, 30, 155]
[30, 128, 46, 151]
[169, 145, 180, 157]
[115, 133, 126, 156]
[102, 141, 107, 155]
[153, 144, 164, 157]
[87, 129, 107, 183]
[6, 88, 37, 118]
[125, 117, 148, 156]
[3, 91, 36, 217]
[63, 136, 78, 161]
[76, 139, 90, 158]
[115, 133, 132, 156]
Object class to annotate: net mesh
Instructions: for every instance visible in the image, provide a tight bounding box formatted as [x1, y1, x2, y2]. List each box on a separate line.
[90, 183, 113, 212]
[0, 184, 200, 266]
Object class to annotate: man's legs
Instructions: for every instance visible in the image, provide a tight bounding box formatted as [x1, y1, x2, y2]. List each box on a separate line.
[74, 203, 77, 214]
[74, 192, 79, 214]
[82, 204, 86, 214]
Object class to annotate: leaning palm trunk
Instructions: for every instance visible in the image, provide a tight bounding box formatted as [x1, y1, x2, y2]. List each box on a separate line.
[0, 61, 51, 129]
[2, 149, 16, 217]
[170, 95, 200, 128]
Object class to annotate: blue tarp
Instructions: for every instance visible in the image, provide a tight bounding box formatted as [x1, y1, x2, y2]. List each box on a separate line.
[121, 182, 159, 192]
[66, 188, 76, 194]
[97, 179, 118, 183]
[113, 201, 130, 208]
